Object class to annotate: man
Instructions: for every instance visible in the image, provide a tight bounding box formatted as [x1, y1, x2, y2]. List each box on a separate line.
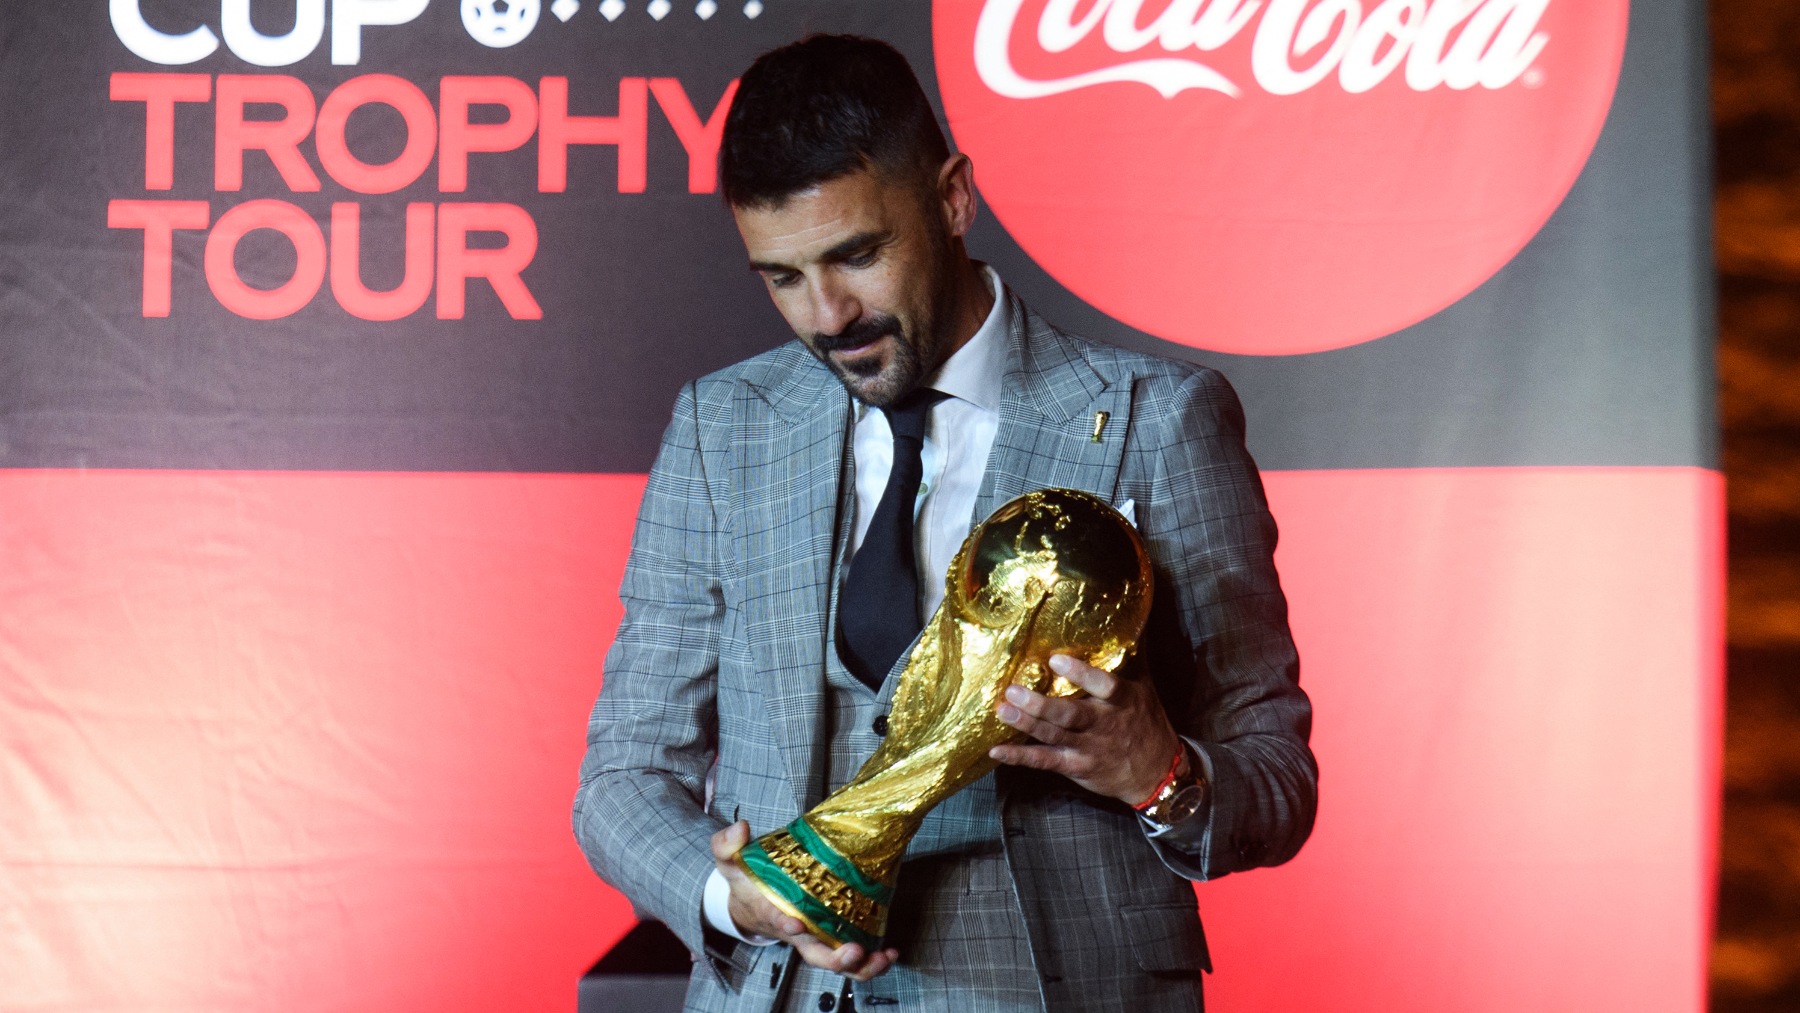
[574, 34, 1315, 1013]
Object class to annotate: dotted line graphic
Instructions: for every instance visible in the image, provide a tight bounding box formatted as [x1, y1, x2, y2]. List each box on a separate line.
[554, 0, 767, 22]
[465, 0, 768, 49]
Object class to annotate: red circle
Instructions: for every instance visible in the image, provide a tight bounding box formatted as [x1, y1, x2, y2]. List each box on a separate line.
[933, 0, 1628, 355]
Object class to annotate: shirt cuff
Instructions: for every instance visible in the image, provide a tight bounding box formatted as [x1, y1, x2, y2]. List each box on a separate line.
[704, 867, 779, 947]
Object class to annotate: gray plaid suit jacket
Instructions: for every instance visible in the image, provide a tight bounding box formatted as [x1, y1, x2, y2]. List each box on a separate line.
[574, 293, 1316, 1013]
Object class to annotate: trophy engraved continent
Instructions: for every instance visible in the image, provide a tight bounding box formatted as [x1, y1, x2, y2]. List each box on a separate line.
[733, 487, 1154, 948]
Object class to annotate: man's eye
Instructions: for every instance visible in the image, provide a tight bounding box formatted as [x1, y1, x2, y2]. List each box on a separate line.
[844, 250, 877, 268]
[769, 273, 801, 289]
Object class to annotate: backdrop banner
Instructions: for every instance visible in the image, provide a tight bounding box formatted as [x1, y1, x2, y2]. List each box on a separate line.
[0, 2, 1719, 1011]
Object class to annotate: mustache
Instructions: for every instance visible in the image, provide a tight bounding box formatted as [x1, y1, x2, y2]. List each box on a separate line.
[810, 315, 901, 354]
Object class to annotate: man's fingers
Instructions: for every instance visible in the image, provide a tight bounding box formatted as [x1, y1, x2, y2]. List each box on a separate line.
[995, 700, 1070, 745]
[722, 872, 802, 941]
[776, 914, 808, 938]
[1001, 685, 1093, 733]
[837, 945, 901, 981]
[1049, 654, 1118, 700]
[989, 742, 1076, 773]
[785, 934, 897, 980]
[846, 947, 900, 981]
[791, 938, 874, 973]
[710, 820, 751, 865]
[786, 932, 840, 967]
[833, 943, 867, 971]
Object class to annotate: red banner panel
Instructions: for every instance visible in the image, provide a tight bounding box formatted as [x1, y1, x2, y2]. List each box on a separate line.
[0, 465, 1719, 1011]
[0, 470, 641, 1011]
[1206, 466, 1724, 1012]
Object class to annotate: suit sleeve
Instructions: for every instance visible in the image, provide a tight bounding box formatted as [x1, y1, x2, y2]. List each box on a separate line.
[572, 381, 735, 969]
[1135, 368, 1317, 881]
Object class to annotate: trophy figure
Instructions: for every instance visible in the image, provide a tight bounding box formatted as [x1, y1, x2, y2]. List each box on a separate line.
[733, 487, 1153, 949]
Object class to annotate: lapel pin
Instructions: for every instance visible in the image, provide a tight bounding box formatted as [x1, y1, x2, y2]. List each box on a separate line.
[1091, 411, 1109, 443]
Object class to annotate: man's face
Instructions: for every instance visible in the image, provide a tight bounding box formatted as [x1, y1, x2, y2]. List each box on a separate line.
[733, 166, 960, 408]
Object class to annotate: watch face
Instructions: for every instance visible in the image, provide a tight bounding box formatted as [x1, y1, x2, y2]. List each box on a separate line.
[1163, 784, 1209, 826]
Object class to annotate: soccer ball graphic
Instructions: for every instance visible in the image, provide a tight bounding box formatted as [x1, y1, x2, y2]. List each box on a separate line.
[461, 0, 540, 48]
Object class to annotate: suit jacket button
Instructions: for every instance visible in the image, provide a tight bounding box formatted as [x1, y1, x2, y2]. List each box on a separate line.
[871, 714, 889, 737]
[818, 992, 837, 1012]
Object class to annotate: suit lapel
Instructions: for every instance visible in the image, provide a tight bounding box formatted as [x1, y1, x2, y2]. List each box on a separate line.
[732, 350, 852, 811]
[974, 296, 1132, 525]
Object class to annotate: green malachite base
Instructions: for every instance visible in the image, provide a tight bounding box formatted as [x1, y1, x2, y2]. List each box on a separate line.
[785, 818, 893, 905]
[736, 818, 891, 951]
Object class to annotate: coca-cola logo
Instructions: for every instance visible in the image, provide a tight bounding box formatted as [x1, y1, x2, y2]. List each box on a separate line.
[934, 0, 1628, 355]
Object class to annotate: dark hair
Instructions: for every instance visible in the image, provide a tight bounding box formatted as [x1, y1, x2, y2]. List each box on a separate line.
[720, 34, 951, 209]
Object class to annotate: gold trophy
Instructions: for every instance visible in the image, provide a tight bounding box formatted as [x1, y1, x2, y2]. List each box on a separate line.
[733, 488, 1153, 949]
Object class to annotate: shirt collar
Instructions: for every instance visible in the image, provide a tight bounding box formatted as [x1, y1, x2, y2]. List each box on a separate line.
[923, 264, 1008, 414]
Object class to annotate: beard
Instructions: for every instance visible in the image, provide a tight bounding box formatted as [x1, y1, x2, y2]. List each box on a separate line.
[807, 313, 926, 408]
[806, 228, 966, 408]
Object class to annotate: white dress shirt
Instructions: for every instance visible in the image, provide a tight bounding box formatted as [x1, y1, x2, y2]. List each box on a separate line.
[704, 269, 1009, 944]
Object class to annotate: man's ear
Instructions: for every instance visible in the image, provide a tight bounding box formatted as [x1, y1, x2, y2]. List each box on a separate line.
[937, 153, 978, 239]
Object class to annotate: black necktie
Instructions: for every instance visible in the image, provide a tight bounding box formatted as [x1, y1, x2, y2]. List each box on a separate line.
[839, 388, 949, 691]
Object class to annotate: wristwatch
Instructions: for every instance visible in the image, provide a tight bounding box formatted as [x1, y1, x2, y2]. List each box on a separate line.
[1137, 741, 1209, 829]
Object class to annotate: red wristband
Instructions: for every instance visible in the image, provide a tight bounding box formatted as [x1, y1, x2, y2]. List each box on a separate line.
[1132, 744, 1187, 811]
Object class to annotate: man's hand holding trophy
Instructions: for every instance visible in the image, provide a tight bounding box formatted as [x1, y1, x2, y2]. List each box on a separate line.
[712, 488, 1167, 978]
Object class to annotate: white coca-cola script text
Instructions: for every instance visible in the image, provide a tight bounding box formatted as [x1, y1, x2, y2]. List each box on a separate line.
[973, 0, 1551, 99]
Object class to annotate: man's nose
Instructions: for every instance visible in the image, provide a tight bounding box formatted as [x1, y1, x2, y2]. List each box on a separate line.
[810, 277, 861, 337]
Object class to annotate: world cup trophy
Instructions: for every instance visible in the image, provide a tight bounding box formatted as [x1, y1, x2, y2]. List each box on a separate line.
[732, 487, 1154, 948]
